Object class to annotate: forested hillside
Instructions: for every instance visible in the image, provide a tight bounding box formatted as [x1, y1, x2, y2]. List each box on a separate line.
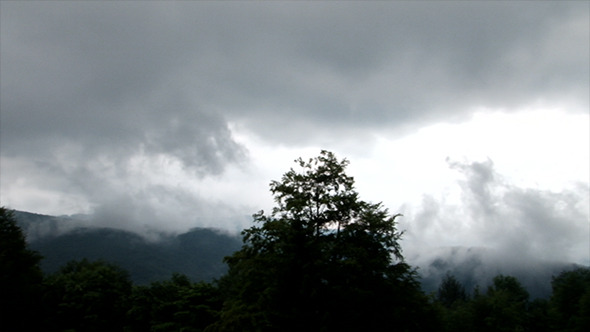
[15, 211, 242, 284]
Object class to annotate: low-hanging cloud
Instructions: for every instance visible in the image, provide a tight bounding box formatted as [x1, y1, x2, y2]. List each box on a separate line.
[402, 159, 589, 266]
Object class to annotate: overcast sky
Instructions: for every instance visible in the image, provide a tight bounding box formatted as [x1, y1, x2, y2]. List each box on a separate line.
[1, 1, 588, 265]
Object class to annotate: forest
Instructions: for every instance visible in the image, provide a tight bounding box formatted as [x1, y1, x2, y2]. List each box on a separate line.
[1, 151, 589, 332]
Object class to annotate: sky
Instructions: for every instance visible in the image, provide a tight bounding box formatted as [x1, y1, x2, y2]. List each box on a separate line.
[1, 1, 589, 266]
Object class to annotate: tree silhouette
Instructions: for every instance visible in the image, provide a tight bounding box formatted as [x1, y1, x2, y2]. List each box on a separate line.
[437, 273, 468, 308]
[0, 207, 44, 331]
[212, 151, 433, 331]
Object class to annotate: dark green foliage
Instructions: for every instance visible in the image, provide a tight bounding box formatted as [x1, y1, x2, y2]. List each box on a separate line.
[213, 151, 434, 331]
[549, 267, 590, 332]
[127, 273, 221, 332]
[435, 274, 470, 331]
[433, 271, 590, 332]
[43, 259, 133, 332]
[435, 274, 532, 332]
[0, 207, 44, 331]
[479, 275, 530, 332]
[437, 273, 468, 308]
[528, 298, 552, 332]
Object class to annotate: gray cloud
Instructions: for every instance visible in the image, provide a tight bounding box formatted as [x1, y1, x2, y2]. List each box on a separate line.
[1, 2, 588, 242]
[402, 159, 590, 265]
[88, 184, 251, 237]
[2, 2, 587, 147]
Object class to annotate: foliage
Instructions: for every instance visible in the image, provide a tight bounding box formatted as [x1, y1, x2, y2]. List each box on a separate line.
[0, 206, 44, 331]
[434, 271, 589, 332]
[480, 275, 530, 332]
[549, 267, 590, 332]
[213, 151, 434, 331]
[127, 273, 221, 332]
[437, 273, 468, 308]
[43, 259, 133, 332]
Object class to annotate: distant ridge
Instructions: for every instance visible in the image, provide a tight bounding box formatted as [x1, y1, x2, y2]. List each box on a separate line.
[14, 210, 242, 284]
[13, 210, 583, 297]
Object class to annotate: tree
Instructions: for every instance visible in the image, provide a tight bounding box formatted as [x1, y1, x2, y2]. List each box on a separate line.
[43, 259, 132, 332]
[0, 207, 44, 331]
[483, 275, 530, 332]
[435, 274, 470, 332]
[464, 275, 530, 332]
[437, 273, 468, 308]
[127, 273, 221, 332]
[212, 151, 434, 331]
[549, 267, 590, 332]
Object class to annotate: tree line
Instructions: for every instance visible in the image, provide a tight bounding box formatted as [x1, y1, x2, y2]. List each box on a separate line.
[1, 151, 589, 331]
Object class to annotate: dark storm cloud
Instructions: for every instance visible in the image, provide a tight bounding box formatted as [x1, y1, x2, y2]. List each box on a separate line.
[2, 1, 587, 148]
[8, 2, 587, 137]
[204, 1, 588, 140]
[1, 2, 587, 232]
[402, 159, 589, 265]
[1, 2, 245, 174]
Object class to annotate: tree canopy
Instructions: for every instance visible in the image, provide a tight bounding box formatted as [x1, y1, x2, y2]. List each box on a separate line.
[213, 150, 433, 331]
[43, 259, 133, 332]
[550, 267, 590, 332]
[437, 273, 468, 308]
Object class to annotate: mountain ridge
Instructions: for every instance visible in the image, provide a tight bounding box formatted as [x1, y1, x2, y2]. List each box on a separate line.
[13, 210, 583, 297]
[14, 210, 242, 284]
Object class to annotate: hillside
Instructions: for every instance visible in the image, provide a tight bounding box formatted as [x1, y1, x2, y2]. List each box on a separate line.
[14, 210, 582, 297]
[15, 211, 242, 284]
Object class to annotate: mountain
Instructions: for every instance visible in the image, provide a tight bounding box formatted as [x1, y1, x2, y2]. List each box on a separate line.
[15, 211, 242, 284]
[13, 210, 582, 297]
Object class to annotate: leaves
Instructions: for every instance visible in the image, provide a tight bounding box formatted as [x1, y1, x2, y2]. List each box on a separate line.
[216, 151, 429, 331]
[44, 259, 133, 332]
[127, 273, 221, 332]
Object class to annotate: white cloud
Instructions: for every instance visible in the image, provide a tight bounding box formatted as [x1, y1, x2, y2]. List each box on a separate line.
[400, 158, 589, 266]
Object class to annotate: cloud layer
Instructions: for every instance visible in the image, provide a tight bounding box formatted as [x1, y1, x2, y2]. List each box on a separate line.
[402, 159, 589, 265]
[1, 2, 588, 264]
[2, 2, 587, 150]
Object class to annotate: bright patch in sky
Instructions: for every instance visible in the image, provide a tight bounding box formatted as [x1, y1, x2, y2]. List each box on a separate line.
[350, 106, 589, 208]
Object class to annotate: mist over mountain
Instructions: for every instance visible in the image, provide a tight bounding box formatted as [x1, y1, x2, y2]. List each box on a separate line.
[13, 210, 88, 241]
[14, 210, 583, 297]
[15, 211, 242, 284]
[412, 246, 580, 299]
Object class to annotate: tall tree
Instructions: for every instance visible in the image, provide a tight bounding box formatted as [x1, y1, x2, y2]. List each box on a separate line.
[0, 207, 44, 331]
[212, 151, 433, 332]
